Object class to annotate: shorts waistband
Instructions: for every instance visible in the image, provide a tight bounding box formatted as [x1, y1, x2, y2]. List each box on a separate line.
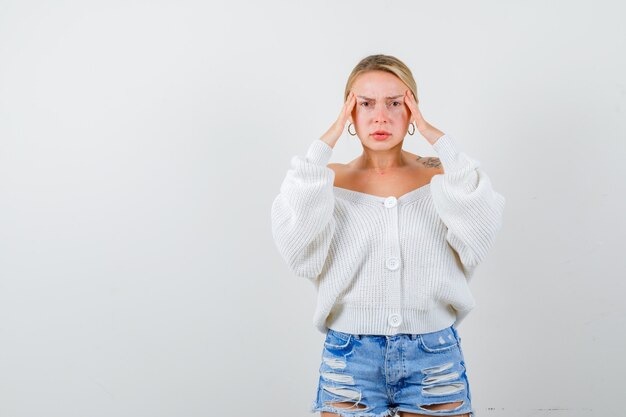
[351, 333, 419, 340]
[329, 325, 457, 342]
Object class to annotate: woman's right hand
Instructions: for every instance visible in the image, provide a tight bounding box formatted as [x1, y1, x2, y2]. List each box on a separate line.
[319, 91, 357, 148]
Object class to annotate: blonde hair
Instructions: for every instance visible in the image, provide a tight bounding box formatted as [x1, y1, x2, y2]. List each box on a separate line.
[343, 54, 417, 102]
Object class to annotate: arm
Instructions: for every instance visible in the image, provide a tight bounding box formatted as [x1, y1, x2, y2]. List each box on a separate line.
[402, 91, 505, 279]
[270, 139, 336, 280]
[429, 134, 506, 279]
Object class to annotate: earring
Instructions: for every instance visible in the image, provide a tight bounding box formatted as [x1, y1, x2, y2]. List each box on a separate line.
[348, 123, 357, 136]
[408, 122, 415, 136]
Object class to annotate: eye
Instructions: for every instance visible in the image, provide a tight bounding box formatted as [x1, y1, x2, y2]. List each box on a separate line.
[391, 101, 401, 106]
[360, 102, 370, 107]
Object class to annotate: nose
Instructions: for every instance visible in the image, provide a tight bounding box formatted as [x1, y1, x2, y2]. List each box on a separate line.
[374, 103, 390, 124]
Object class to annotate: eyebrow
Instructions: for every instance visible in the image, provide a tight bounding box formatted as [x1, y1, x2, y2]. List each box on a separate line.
[357, 95, 404, 100]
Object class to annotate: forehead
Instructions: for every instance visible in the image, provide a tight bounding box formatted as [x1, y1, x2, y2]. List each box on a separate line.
[352, 70, 406, 97]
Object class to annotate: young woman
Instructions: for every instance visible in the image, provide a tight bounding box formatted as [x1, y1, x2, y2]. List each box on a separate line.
[271, 54, 505, 417]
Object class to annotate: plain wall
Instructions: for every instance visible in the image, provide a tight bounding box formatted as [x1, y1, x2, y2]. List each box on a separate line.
[1, 0, 624, 416]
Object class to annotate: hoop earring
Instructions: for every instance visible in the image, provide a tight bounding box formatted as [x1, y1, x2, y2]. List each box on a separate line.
[408, 122, 415, 136]
[348, 123, 357, 136]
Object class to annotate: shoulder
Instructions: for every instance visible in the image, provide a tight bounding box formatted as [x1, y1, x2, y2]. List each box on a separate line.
[415, 155, 444, 173]
[326, 162, 345, 173]
[326, 163, 350, 188]
[403, 150, 444, 174]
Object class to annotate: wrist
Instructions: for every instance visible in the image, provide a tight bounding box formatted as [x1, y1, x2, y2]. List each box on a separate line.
[419, 123, 444, 145]
[319, 137, 336, 149]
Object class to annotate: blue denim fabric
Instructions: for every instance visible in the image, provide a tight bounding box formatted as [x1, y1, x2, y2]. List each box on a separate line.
[310, 325, 474, 417]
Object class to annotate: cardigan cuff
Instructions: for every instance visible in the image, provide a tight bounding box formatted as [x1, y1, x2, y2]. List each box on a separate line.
[431, 134, 472, 172]
[305, 139, 333, 166]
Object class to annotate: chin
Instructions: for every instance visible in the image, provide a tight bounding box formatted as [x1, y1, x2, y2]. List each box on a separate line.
[365, 138, 402, 147]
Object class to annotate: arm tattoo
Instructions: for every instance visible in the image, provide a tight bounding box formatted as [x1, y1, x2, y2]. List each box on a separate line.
[416, 156, 442, 169]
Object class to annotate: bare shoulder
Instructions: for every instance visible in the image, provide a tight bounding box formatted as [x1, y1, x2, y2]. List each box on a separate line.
[326, 162, 345, 172]
[405, 151, 444, 174]
[416, 155, 444, 172]
[326, 163, 347, 186]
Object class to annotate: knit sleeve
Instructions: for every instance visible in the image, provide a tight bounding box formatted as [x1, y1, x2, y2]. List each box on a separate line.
[271, 139, 336, 280]
[429, 134, 506, 279]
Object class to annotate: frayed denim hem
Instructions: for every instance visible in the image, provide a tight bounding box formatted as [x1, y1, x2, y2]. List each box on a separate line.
[309, 402, 399, 417]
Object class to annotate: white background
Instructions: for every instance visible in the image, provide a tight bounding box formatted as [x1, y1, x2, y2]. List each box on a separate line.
[1, 1, 624, 416]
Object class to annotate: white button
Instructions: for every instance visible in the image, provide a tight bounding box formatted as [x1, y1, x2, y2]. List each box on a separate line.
[388, 314, 402, 327]
[385, 257, 400, 271]
[384, 196, 397, 208]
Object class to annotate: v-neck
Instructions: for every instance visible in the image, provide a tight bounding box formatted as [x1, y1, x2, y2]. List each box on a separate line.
[333, 182, 432, 206]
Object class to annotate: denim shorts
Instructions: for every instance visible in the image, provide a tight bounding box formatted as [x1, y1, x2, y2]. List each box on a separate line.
[310, 325, 474, 417]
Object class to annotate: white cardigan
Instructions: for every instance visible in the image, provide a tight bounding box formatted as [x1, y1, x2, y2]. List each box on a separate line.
[271, 134, 506, 335]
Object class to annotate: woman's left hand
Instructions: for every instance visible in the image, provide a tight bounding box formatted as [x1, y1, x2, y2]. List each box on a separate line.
[404, 90, 444, 145]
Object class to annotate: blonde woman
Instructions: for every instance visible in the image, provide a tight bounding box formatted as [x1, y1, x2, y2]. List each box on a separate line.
[271, 54, 505, 417]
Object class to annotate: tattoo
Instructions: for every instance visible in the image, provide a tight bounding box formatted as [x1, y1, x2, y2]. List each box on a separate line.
[416, 156, 442, 168]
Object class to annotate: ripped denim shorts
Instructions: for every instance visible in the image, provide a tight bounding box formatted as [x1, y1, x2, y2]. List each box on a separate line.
[310, 325, 474, 417]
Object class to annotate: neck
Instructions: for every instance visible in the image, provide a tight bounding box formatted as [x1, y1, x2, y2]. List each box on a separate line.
[355, 144, 410, 172]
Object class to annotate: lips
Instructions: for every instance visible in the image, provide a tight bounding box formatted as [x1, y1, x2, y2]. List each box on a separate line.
[372, 130, 391, 140]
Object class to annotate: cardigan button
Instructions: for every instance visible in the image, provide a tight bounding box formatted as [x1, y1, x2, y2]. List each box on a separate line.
[384, 196, 397, 208]
[388, 314, 402, 327]
[385, 257, 400, 271]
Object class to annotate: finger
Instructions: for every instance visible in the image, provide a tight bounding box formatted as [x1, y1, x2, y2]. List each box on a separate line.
[340, 92, 351, 117]
[343, 91, 353, 111]
[404, 91, 411, 106]
[404, 92, 417, 124]
[404, 92, 415, 114]
[343, 92, 356, 119]
[410, 90, 419, 104]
